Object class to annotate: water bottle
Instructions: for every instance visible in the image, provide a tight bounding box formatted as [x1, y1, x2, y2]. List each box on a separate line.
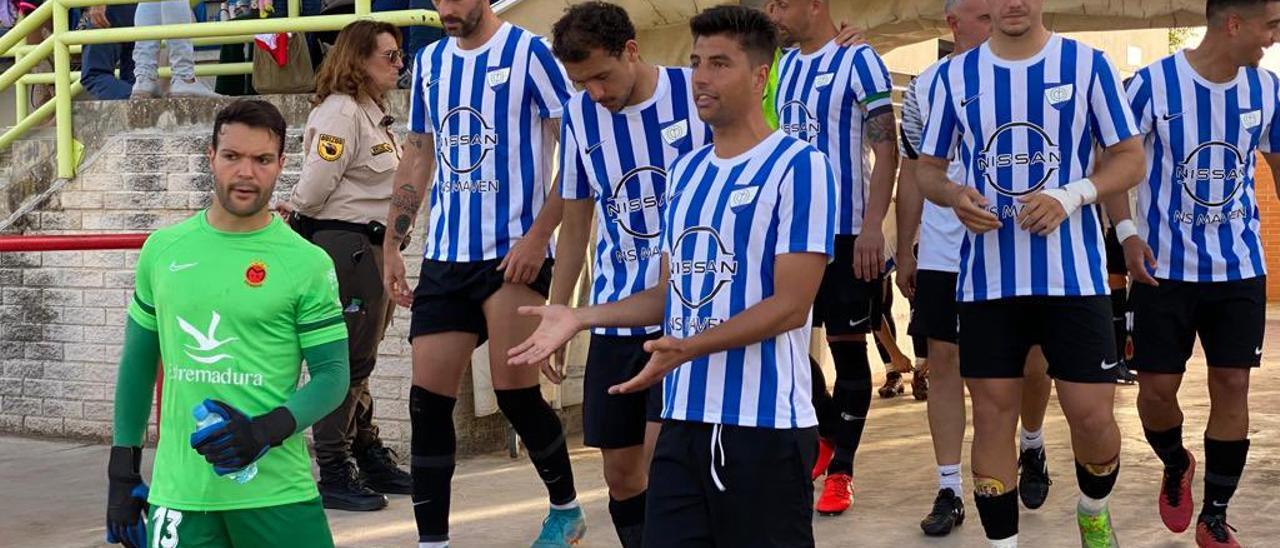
[193, 403, 257, 484]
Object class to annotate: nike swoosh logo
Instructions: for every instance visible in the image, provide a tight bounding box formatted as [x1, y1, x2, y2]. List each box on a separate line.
[1101, 360, 1119, 370]
[941, 471, 960, 476]
[839, 412, 865, 421]
[169, 261, 197, 272]
[1256, 346, 1264, 356]
[1211, 501, 1228, 507]
[1162, 112, 1183, 122]
[425, 78, 439, 88]
[412, 499, 433, 506]
[848, 317, 868, 328]
[584, 141, 605, 156]
[961, 94, 982, 107]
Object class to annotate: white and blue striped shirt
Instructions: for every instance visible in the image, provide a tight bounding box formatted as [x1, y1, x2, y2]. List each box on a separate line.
[408, 23, 574, 262]
[561, 67, 712, 337]
[902, 58, 965, 273]
[775, 41, 893, 235]
[660, 131, 835, 429]
[919, 35, 1139, 302]
[1126, 51, 1280, 282]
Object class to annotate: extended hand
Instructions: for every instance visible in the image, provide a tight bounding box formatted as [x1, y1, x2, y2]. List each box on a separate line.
[609, 336, 691, 395]
[508, 305, 583, 367]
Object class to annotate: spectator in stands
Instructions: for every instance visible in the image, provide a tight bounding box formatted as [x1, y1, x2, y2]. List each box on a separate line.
[80, 4, 136, 100]
[131, 0, 220, 97]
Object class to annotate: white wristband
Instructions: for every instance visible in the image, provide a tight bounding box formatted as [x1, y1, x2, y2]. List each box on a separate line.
[1040, 178, 1098, 217]
[1114, 219, 1139, 243]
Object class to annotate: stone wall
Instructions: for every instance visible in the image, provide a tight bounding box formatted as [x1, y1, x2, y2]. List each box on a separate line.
[0, 94, 584, 455]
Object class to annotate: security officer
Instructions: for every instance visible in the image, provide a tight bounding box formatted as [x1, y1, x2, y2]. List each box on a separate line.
[279, 19, 412, 512]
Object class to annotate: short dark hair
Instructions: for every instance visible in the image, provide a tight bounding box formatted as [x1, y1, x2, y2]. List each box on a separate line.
[1207, 0, 1280, 22]
[211, 100, 288, 156]
[689, 5, 779, 67]
[551, 1, 636, 63]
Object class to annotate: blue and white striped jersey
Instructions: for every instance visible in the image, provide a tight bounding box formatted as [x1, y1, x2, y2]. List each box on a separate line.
[660, 131, 835, 429]
[560, 67, 712, 336]
[1126, 51, 1280, 282]
[902, 58, 965, 273]
[919, 35, 1139, 302]
[408, 23, 574, 262]
[775, 41, 894, 235]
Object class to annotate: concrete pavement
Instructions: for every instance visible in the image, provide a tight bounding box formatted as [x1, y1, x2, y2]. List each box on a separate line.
[2, 313, 1278, 547]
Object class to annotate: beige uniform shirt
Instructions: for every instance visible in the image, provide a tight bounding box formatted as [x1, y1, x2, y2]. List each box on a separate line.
[290, 93, 401, 225]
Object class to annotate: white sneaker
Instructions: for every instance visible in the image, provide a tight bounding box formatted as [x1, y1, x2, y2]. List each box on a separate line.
[130, 78, 159, 99]
[169, 77, 221, 98]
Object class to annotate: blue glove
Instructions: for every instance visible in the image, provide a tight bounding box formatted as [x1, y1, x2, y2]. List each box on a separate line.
[106, 446, 149, 548]
[190, 399, 295, 473]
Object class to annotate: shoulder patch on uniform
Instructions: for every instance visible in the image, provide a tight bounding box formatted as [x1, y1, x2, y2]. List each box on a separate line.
[371, 142, 395, 156]
[318, 134, 345, 161]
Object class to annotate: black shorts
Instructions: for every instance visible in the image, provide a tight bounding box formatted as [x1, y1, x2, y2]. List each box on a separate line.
[1129, 277, 1266, 373]
[644, 421, 816, 548]
[908, 270, 959, 344]
[583, 333, 663, 449]
[1104, 226, 1127, 276]
[958, 296, 1118, 383]
[408, 258, 553, 344]
[812, 234, 882, 336]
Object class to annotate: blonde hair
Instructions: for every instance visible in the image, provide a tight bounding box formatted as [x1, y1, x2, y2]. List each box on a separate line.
[313, 20, 402, 107]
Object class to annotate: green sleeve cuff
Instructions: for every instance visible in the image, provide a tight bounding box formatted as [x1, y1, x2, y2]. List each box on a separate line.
[284, 339, 351, 432]
[112, 317, 160, 447]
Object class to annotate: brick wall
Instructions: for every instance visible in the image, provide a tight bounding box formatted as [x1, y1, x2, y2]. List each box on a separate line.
[0, 129, 578, 454]
[1256, 158, 1280, 301]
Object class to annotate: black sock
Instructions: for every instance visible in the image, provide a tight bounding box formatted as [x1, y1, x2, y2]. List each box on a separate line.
[495, 386, 577, 505]
[974, 489, 1019, 541]
[609, 491, 646, 548]
[1110, 287, 1128, 362]
[810, 356, 839, 441]
[1075, 459, 1121, 500]
[1202, 437, 1250, 518]
[410, 386, 456, 543]
[828, 341, 871, 475]
[1143, 425, 1189, 470]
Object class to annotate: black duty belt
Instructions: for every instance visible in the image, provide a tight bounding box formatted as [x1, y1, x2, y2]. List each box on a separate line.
[289, 214, 406, 249]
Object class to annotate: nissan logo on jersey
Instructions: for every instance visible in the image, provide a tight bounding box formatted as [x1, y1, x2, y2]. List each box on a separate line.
[1176, 141, 1248, 208]
[976, 122, 1063, 196]
[669, 226, 738, 310]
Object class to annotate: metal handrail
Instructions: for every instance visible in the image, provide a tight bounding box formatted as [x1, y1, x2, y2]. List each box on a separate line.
[0, 0, 441, 179]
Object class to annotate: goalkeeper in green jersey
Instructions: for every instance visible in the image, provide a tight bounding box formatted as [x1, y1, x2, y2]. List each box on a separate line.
[105, 100, 352, 548]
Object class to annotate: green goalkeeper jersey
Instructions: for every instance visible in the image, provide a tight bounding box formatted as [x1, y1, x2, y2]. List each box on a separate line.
[127, 211, 347, 511]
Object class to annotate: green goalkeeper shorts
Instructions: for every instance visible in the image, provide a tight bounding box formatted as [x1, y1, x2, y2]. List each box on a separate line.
[147, 497, 333, 548]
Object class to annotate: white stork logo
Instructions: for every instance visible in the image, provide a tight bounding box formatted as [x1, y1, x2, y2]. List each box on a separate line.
[177, 312, 238, 364]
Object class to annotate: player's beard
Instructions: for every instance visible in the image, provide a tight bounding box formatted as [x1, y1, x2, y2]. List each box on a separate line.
[442, 5, 483, 38]
[214, 180, 272, 218]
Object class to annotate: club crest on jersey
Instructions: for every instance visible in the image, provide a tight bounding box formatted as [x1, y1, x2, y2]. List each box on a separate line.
[317, 134, 344, 162]
[1175, 141, 1247, 208]
[606, 165, 668, 238]
[976, 122, 1062, 196]
[1242, 110, 1262, 129]
[669, 226, 737, 309]
[779, 100, 821, 144]
[661, 120, 689, 146]
[245, 260, 267, 287]
[813, 73, 835, 88]
[1045, 83, 1074, 106]
[486, 67, 510, 88]
[728, 186, 760, 211]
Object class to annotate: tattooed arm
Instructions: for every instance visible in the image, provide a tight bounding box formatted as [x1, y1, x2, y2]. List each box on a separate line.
[384, 131, 436, 308]
[853, 109, 900, 281]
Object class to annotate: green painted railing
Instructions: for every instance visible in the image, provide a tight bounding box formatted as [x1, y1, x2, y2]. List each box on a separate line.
[0, 0, 441, 178]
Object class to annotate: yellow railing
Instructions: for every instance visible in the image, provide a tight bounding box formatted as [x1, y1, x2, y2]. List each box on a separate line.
[0, 0, 441, 178]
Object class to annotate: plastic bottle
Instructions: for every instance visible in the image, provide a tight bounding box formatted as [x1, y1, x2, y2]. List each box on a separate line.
[193, 403, 257, 484]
